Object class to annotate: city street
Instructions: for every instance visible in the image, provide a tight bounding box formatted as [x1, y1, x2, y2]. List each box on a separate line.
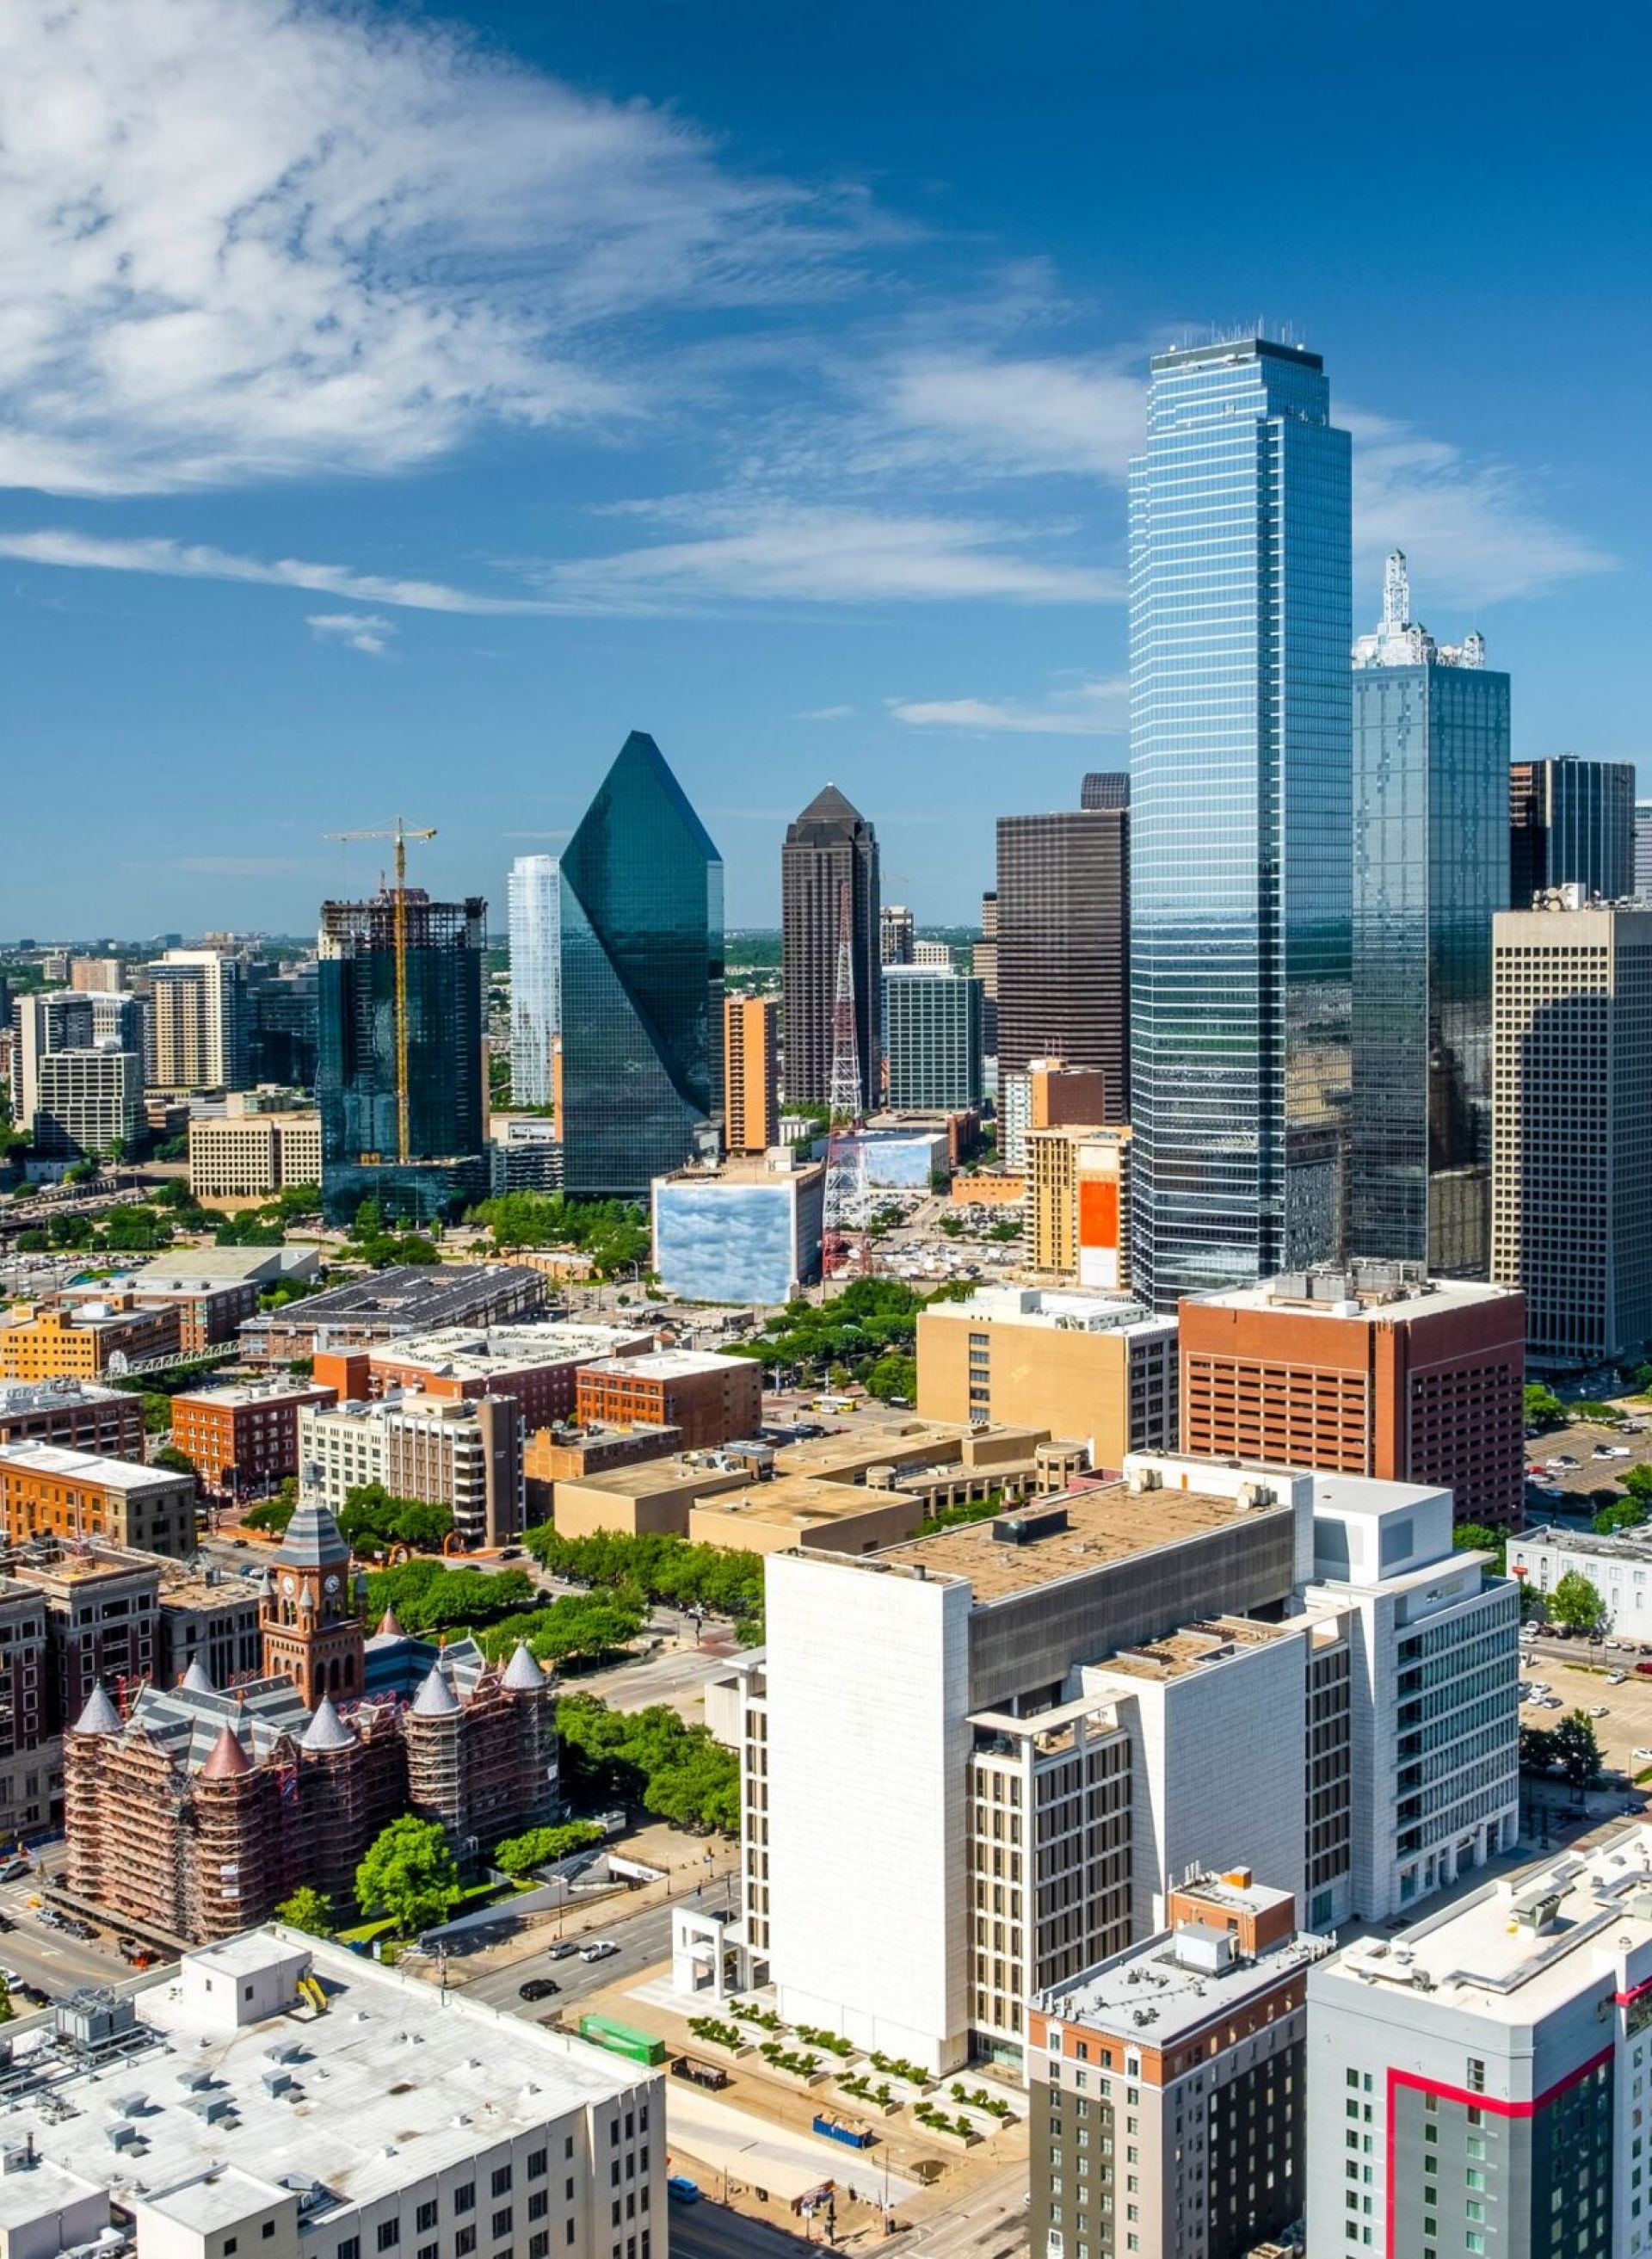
[0, 1873, 152, 2000]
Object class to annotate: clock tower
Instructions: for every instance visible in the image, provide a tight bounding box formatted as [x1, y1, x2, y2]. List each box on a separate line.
[261, 1477, 365, 1710]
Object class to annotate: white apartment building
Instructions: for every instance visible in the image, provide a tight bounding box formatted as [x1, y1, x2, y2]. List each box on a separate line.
[150, 948, 249, 1090]
[34, 1042, 143, 1160]
[743, 1454, 1516, 2076]
[1307, 1825, 1652, 2259]
[1302, 1477, 1519, 1920]
[0, 1926, 661, 2259]
[1509, 1521, 1652, 1642]
[300, 1390, 525, 1547]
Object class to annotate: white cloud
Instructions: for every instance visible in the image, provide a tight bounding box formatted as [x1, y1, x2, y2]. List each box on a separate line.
[795, 704, 854, 719]
[543, 499, 1117, 609]
[861, 349, 1144, 480]
[1347, 410, 1614, 608]
[0, 528, 555, 614]
[307, 612, 396, 657]
[890, 675, 1127, 735]
[0, 0, 869, 496]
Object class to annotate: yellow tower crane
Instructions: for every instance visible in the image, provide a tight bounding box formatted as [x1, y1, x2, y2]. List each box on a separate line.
[323, 817, 438, 1163]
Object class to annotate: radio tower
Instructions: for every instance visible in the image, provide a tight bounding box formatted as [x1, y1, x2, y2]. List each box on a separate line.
[822, 878, 868, 1275]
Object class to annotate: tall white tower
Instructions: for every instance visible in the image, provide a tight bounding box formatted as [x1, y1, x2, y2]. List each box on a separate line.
[507, 854, 560, 1107]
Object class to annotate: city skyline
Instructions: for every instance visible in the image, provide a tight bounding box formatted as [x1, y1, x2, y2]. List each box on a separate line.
[2, 0, 1645, 935]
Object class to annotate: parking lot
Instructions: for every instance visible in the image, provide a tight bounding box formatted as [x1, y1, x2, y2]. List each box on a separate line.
[1519, 1628, 1652, 1787]
[1526, 1412, 1652, 1513]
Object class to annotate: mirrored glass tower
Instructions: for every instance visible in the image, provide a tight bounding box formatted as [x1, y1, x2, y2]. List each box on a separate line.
[507, 853, 560, 1107]
[1129, 336, 1353, 1306]
[559, 731, 724, 1199]
[1352, 552, 1508, 1275]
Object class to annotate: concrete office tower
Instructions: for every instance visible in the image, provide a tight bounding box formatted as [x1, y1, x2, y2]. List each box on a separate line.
[1029, 1874, 1322, 2259]
[995, 806, 1127, 1103]
[1026, 1123, 1132, 1289]
[69, 956, 124, 992]
[34, 1046, 142, 1162]
[783, 785, 880, 1104]
[1306, 1827, 1652, 2259]
[1492, 893, 1652, 1367]
[1180, 1262, 1528, 1529]
[974, 890, 998, 1058]
[507, 850, 560, 1106]
[1637, 799, 1652, 897]
[1352, 552, 1509, 1275]
[316, 889, 488, 1226]
[1079, 768, 1129, 811]
[560, 731, 724, 1199]
[879, 902, 915, 966]
[883, 966, 984, 1110]
[1509, 753, 1636, 903]
[148, 948, 249, 1089]
[1130, 337, 1353, 1305]
[724, 992, 780, 1155]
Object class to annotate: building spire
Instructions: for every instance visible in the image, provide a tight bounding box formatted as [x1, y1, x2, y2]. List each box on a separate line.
[1383, 549, 1409, 632]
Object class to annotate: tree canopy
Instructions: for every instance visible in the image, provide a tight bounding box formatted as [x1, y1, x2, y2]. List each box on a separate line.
[337, 1482, 453, 1555]
[467, 1192, 650, 1276]
[492, 1821, 605, 1876]
[362, 1558, 539, 1635]
[557, 1695, 739, 1835]
[274, 1886, 334, 1936]
[1548, 1569, 1609, 1639]
[354, 1817, 461, 1935]
[523, 1526, 764, 1627]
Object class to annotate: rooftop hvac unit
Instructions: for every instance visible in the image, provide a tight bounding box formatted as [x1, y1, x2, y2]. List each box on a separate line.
[57, 1989, 135, 2049]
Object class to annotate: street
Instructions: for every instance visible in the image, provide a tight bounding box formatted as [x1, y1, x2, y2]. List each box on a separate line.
[667, 2199, 819, 2259]
[0, 1872, 156, 2001]
[445, 1889, 728, 2019]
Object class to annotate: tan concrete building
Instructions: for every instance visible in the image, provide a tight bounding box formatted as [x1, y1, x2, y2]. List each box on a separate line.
[552, 1457, 751, 1540]
[0, 1441, 196, 1558]
[299, 1390, 525, 1550]
[188, 1108, 322, 1200]
[917, 1285, 1177, 1472]
[688, 1478, 922, 1555]
[521, 1421, 681, 1519]
[1026, 1121, 1131, 1288]
[574, 1349, 762, 1451]
[1180, 1262, 1527, 1528]
[0, 1298, 182, 1381]
[724, 993, 780, 1156]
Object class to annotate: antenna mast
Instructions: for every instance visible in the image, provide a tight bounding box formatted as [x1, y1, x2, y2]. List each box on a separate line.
[822, 878, 868, 1275]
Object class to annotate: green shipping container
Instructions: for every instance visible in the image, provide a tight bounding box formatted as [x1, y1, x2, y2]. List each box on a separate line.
[579, 2014, 667, 2066]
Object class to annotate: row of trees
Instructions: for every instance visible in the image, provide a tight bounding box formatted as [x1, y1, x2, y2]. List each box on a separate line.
[364, 1557, 540, 1633]
[466, 1191, 650, 1277]
[722, 1275, 966, 1390]
[523, 1525, 765, 1637]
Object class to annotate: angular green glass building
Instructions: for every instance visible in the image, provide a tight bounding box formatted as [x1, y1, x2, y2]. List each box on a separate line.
[317, 889, 488, 1225]
[559, 731, 724, 1200]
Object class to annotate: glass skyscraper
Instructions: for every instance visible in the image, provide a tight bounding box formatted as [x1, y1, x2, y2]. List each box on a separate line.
[1128, 336, 1353, 1306]
[559, 731, 724, 1200]
[316, 890, 488, 1225]
[1351, 552, 1508, 1275]
[507, 853, 560, 1107]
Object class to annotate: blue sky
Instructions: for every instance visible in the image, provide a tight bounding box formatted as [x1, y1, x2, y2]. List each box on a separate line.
[2, 0, 1644, 936]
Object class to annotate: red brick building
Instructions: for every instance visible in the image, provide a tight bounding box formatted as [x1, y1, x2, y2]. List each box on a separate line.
[0, 1379, 145, 1462]
[575, 1349, 763, 1452]
[170, 1377, 337, 1498]
[1180, 1263, 1527, 1528]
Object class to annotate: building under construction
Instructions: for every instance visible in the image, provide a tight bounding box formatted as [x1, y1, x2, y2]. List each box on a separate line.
[64, 1499, 559, 1942]
[317, 888, 488, 1225]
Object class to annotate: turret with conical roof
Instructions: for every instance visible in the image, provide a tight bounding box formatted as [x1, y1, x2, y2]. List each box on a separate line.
[71, 1682, 123, 1737]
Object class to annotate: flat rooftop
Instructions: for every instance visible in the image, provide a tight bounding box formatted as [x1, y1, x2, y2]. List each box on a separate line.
[866, 1479, 1287, 1602]
[1041, 1920, 1327, 2047]
[0, 1379, 128, 1413]
[656, 1157, 823, 1187]
[1329, 1825, 1652, 2028]
[1516, 1521, 1652, 1565]
[374, 1322, 651, 1373]
[582, 1349, 753, 1380]
[173, 1378, 330, 1408]
[129, 1247, 317, 1286]
[923, 1286, 1174, 1337]
[1194, 1264, 1521, 1323]
[0, 1441, 186, 1490]
[0, 1929, 644, 2230]
[558, 1457, 749, 1502]
[1095, 1615, 1295, 1683]
[249, 1263, 544, 1326]
[692, 1476, 913, 1533]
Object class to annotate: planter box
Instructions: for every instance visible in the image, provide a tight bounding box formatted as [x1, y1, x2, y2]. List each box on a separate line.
[755, 2057, 830, 2091]
[912, 2116, 978, 2149]
[829, 2081, 900, 2119]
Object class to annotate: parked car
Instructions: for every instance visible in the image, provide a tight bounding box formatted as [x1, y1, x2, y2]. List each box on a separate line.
[1634, 1748, 1652, 1763]
[548, 1941, 580, 1960]
[519, 1978, 560, 2003]
[579, 1940, 619, 1963]
[0, 1859, 29, 1885]
[1591, 1705, 1611, 1719]
[1609, 1671, 1629, 1684]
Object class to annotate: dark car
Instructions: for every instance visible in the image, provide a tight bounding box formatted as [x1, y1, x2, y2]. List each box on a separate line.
[519, 1977, 561, 2003]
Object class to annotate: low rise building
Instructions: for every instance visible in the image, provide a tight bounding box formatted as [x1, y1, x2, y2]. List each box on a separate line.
[0, 1441, 196, 1557]
[67, 1268, 261, 1352]
[575, 1349, 762, 1452]
[1306, 1826, 1652, 2259]
[299, 1390, 526, 1549]
[916, 1286, 1177, 1472]
[240, 1261, 547, 1362]
[335, 1319, 652, 1429]
[0, 1296, 182, 1380]
[169, 1376, 339, 1498]
[188, 1106, 323, 1199]
[1180, 1262, 1527, 1528]
[0, 1377, 145, 1461]
[1029, 1873, 1325, 2259]
[651, 1156, 825, 1304]
[1508, 1521, 1652, 1641]
[0, 1927, 661, 2259]
[522, 1422, 681, 1518]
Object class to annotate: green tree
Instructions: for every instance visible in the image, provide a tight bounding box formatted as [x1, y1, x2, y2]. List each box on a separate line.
[151, 1444, 195, 1475]
[274, 1886, 335, 1936]
[1524, 1385, 1565, 1429]
[865, 1352, 917, 1403]
[1594, 1497, 1649, 1536]
[1623, 1465, 1652, 1505]
[1550, 1569, 1610, 1640]
[354, 1817, 461, 1936]
[1519, 1724, 1558, 1773]
[1572, 1400, 1625, 1425]
[1551, 1709, 1604, 1791]
[491, 1821, 605, 1876]
[243, 1495, 296, 1535]
[1452, 1523, 1508, 1572]
[554, 1695, 739, 1834]
[337, 1482, 454, 1554]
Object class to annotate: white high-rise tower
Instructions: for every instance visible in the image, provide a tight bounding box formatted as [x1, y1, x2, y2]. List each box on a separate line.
[507, 854, 560, 1107]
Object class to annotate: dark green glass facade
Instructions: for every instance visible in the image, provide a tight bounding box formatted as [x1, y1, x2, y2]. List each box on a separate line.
[559, 731, 724, 1200]
[317, 891, 488, 1225]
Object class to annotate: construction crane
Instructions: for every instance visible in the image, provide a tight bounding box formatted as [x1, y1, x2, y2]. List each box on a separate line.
[323, 816, 438, 1162]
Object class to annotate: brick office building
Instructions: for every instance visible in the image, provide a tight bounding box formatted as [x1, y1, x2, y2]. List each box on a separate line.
[0, 1379, 145, 1462]
[1180, 1263, 1526, 1528]
[169, 1376, 338, 1498]
[0, 1442, 197, 1558]
[574, 1350, 762, 1452]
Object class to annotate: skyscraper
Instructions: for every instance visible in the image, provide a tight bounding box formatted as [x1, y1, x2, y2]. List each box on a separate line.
[975, 889, 999, 1059]
[1350, 552, 1508, 1275]
[316, 889, 488, 1225]
[1493, 894, 1652, 1366]
[1637, 800, 1652, 898]
[995, 806, 1127, 1105]
[1129, 336, 1353, 1306]
[724, 993, 780, 1156]
[882, 965, 984, 1111]
[781, 786, 879, 1105]
[559, 731, 724, 1199]
[878, 904, 915, 966]
[1079, 769, 1130, 811]
[1508, 754, 1636, 903]
[506, 853, 560, 1108]
[148, 948, 249, 1091]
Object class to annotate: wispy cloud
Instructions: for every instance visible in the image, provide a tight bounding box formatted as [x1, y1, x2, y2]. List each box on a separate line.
[796, 704, 854, 720]
[890, 675, 1128, 735]
[0, 528, 555, 614]
[858, 349, 1144, 481]
[542, 498, 1117, 609]
[0, 0, 875, 497]
[307, 612, 397, 657]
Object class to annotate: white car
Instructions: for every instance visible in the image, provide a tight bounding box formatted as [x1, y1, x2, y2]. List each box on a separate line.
[579, 1940, 619, 1963]
[1634, 1748, 1652, 1764]
[1609, 1671, 1629, 1685]
[1591, 1705, 1611, 1719]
